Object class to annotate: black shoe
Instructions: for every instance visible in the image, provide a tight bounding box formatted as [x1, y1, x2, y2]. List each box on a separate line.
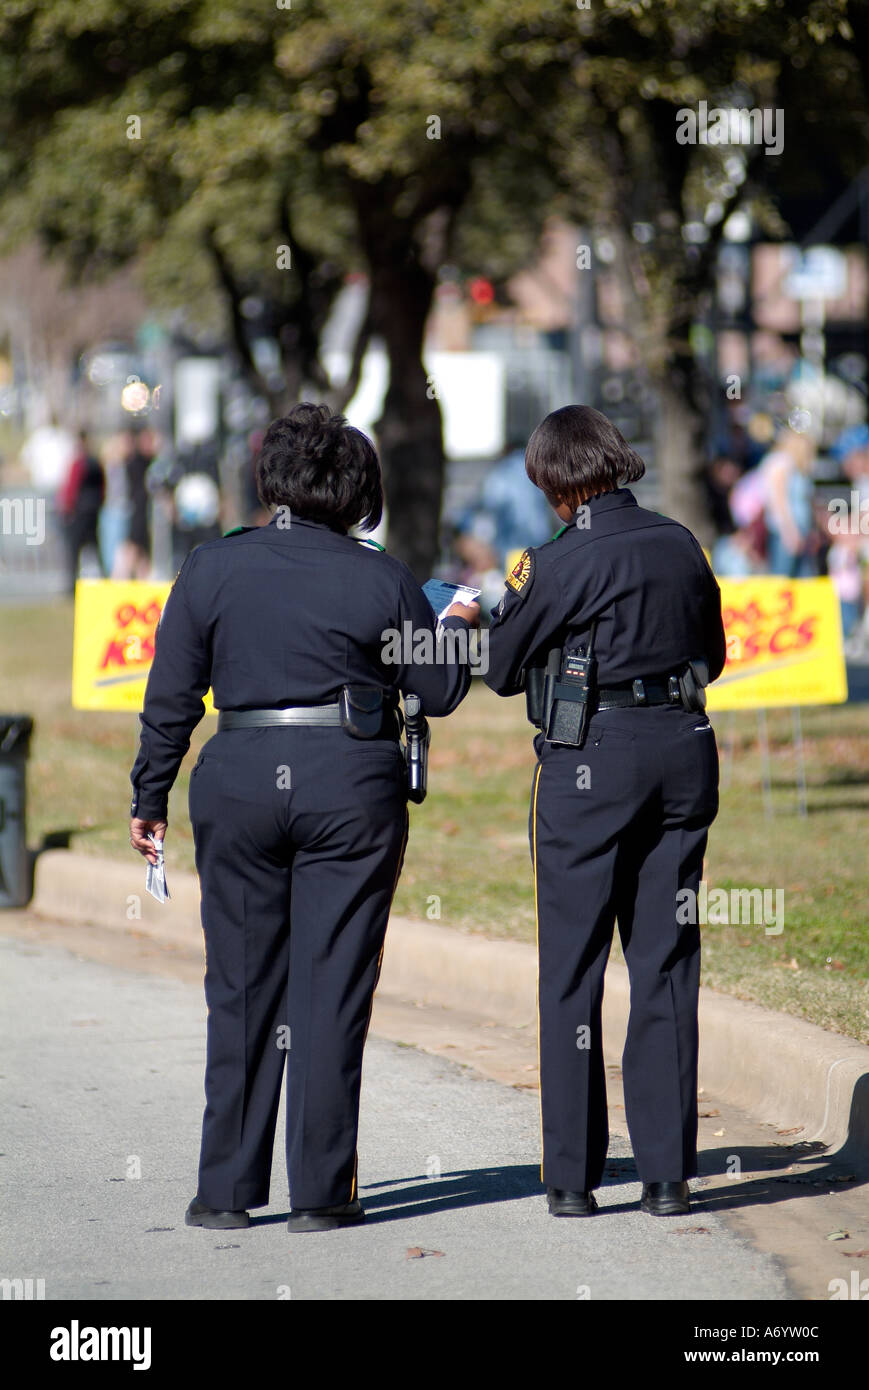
[546, 1187, 598, 1217]
[185, 1196, 251, 1229]
[640, 1181, 690, 1216]
[287, 1199, 365, 1233]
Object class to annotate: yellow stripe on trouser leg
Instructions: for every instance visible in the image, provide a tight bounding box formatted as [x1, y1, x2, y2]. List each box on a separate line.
[531, 763, 544, 1181]
[350, 812, 410, 1203]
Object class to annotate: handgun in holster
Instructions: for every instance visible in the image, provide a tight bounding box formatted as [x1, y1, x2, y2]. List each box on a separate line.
[402, 693, 430, 803]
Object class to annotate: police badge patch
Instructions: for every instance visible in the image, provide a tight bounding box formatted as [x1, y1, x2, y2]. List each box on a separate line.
[506, 548, 534, 597]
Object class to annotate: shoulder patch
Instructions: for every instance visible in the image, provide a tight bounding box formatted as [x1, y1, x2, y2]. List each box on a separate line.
[506, 547, 535, 597]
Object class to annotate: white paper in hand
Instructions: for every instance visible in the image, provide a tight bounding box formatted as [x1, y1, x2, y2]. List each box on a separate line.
[145, 835, 170, 903]
[421, 579, 481, 621]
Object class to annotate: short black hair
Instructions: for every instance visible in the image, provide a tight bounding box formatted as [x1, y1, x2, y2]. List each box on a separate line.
[256, 402, 383, 531]
[525, 405, 645, 506]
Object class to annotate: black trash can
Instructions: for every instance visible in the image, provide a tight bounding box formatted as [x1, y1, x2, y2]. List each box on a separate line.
[0, 715, 34, 909]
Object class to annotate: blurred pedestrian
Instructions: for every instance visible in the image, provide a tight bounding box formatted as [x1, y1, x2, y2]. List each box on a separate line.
[478, 435, 559, 568]
[114, 427, 154, 578]
[21, 413, 76, 492]
[99, 433, 131, 578]
[711, 525, 765, 578]
[760, 426, 818, 577]
[56, 429, 105, 593]
[832, 424, 869, 505]
[704, 455, 743, 537]
[455, 432, 559, 611]
[829, 424, 869, 652]
[825, 521, 863, 639]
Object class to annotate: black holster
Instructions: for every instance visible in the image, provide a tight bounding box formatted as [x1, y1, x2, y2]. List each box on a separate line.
[526, 647, 562, 728]
[678, 660, 710, 714]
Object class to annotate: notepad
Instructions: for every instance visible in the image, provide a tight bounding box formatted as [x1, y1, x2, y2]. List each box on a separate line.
[422, 580, 481, 620]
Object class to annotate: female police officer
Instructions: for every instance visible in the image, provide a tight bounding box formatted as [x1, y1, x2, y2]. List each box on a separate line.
[129, 403, 479, 1232]
[485, 405, 726, 1219]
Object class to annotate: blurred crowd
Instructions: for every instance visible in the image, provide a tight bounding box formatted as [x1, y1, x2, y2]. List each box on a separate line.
[22, 403, 869, 658]
[444, 412, 869, 656]
[705, 408, 869, 652]
[21, 419, 239, 592]
[54, 427, 156, 588]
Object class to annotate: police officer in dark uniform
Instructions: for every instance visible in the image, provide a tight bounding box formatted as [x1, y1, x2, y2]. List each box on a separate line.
[129, 403, 479, 1232]
[484, 405, 726, 1219]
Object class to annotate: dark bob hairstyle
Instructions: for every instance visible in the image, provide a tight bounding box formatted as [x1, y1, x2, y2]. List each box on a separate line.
[256, 402, 383, 532]
[525, 404, 645, 506]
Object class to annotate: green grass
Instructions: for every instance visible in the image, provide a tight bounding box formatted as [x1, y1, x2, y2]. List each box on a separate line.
[695, 705, 869, 1043]
[2, 601, 867, 1042]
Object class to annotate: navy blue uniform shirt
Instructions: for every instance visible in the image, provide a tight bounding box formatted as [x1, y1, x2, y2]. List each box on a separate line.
[485, 488, 726, 694]
[130, 514, 471, 820]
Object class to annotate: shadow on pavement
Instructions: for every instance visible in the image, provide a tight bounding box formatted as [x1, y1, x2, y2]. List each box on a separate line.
[250, 1164, 544, 1225]
[244, 1141, 867, 1226]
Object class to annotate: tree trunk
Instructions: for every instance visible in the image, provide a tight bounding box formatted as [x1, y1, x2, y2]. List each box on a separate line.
[653, 375, 713, 547]
[364, 257, 443, 579]
[354, 181, 446, 580]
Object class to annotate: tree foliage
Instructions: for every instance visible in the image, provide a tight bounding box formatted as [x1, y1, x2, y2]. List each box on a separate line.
[1, 0, 866, 562]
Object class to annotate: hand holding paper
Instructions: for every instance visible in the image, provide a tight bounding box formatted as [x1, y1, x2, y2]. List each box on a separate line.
[422, 579, 481, 623]
[145, 833, 170, 903]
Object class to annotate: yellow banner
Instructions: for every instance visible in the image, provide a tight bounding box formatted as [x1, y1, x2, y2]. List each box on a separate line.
[71, 579, 214, 712]
[708, 576, 847, 711]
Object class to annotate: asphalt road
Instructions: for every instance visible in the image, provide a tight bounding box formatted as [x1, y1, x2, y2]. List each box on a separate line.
[0, 933, 791, 1302]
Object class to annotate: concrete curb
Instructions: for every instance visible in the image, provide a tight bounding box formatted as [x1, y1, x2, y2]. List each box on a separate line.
[25, 849, 869, 1170]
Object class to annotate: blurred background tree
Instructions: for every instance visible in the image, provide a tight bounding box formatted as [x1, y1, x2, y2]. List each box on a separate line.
[0, 0, 865, 569]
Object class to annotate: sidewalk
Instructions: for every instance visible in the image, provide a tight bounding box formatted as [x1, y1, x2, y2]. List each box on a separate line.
[0, 933, 790, 1300]
[26, 848, 869, 1173]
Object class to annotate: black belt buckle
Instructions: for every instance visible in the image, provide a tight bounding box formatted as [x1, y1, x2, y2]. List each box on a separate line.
[338, 685, 385, 738]
[632, 678, 647, 706]
[668, 675, 682, 705]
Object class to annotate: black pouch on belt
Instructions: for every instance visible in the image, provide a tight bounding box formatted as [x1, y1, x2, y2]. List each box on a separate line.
[525, 665, 546, 728]
[526, 646, 562, 728]
[678, 659, 709, 713]
[338, 686, 385, 738]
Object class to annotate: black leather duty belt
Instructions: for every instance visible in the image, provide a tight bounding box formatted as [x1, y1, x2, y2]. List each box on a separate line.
[218, 705, 342, 730]
[596, 677, 684, 711]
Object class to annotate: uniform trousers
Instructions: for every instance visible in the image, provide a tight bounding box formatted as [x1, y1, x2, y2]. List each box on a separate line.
[531, 703, 719, 1191]
[188, 726, 408, 1211]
